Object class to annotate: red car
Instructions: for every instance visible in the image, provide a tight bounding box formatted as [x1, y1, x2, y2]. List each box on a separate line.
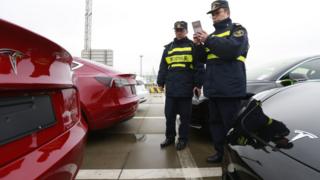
[72, 57, 139, 130]
[0, 19, 87, 180]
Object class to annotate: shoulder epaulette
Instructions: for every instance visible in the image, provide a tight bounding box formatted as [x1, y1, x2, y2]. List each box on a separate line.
[233, 23, 246, 30]
[164, 42, 173, 49]
[233, 23, 242, 27]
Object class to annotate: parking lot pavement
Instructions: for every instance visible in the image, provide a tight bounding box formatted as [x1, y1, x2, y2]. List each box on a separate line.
[76, 94, 222, 180]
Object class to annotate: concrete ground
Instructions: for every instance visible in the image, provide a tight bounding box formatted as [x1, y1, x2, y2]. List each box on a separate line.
[76, 94, 222, 180]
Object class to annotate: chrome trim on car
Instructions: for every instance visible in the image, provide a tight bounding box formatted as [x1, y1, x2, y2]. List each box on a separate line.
[71, 61, 84, 70]
[0, 48, 26, 75]
[289, 130, 318, 143]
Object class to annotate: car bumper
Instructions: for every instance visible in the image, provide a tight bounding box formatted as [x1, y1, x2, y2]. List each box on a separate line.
[138, 96, 148, 103]
[137, 91, 149, 103]
[0, 119, 88, 180]
[89, 100, 139, 130]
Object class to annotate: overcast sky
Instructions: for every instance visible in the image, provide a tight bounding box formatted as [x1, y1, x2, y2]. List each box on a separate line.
[1, 0, 320, 75]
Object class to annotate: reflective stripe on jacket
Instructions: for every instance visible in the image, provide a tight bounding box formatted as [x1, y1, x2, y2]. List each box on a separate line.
[157, 37, 205, 97]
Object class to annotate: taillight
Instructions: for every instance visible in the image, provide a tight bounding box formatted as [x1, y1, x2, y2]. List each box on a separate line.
[60, 88, 81, 130]
[113, 78, 130, 87]
[94, 77, 113, 87]
[94, 76, 130, 88]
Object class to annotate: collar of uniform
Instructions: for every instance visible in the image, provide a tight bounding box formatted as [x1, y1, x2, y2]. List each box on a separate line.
[213, 17, 232, 30]
[173, 37, 189, 44]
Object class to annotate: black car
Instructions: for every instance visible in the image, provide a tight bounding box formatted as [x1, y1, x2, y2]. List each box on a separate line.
[191, 55, 320, 129]
[223, 81, 320, 180]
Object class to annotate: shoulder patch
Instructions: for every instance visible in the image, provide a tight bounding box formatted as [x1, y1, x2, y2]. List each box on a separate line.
[233, 29, 245, 37]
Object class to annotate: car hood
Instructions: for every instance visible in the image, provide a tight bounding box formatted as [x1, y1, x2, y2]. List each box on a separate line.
[253, 82, 320, 172]
[192, 81, 277, 105]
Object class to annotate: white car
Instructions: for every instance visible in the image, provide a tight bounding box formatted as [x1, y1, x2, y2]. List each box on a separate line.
[135, 76, 149, 103]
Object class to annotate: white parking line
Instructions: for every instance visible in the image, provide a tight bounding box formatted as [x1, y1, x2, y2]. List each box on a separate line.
[76, 169, 121, 179]
[177, 148, 203, 180]
[175, 119, 203, 180]
[76, 167, 222, 179]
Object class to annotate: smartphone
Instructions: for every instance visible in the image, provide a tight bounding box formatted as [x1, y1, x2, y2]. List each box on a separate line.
[192, 21, 203, 34]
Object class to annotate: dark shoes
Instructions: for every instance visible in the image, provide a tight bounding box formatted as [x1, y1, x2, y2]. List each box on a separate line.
[207, 153, 223, 163]
[160, 138, 187, 150]
[176, 140, 187, 151]
[160, 138, 175, 148]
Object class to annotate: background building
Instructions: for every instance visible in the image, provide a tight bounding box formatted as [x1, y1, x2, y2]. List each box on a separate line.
[81, 49, 113, 66]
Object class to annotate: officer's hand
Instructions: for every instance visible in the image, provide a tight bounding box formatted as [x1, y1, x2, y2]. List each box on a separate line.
[196, 31, 208, 43]
[193, 34, 201, 45]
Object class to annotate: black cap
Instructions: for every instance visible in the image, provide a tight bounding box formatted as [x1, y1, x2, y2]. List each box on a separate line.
[174, 21, 188, 30]
[207, 0, 229, 14]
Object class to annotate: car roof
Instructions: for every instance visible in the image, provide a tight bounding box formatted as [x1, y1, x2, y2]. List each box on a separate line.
[271, 55, 320, 81]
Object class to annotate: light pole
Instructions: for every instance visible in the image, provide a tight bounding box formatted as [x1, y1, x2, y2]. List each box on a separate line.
[140, 55, 143, 77]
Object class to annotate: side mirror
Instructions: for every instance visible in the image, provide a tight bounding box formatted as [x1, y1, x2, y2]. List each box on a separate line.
[280, 79, 295, 86]
[280, 72, 308, 86]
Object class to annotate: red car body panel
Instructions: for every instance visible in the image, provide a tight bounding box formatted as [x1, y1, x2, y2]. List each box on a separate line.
[0, 19, 87, 179]
[0, 20, 72, 88]
[72, 57, 139, 130]
[0, 120, 87, 180]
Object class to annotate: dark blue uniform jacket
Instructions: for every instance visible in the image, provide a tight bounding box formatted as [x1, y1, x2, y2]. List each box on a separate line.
[196, 18, 249, 98]
[157, 37, 205, 97]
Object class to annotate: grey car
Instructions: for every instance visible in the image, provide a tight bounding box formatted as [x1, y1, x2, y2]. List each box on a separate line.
[246, 55, 320, 94]
[191, 55, 320, 130]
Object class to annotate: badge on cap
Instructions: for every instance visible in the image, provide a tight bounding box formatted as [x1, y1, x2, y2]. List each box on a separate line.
[212, 2, 220, 9]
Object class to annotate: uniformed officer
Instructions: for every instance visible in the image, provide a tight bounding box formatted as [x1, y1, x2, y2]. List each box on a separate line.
[157, 21, 204, 150]
[193, 0, 249, 162]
